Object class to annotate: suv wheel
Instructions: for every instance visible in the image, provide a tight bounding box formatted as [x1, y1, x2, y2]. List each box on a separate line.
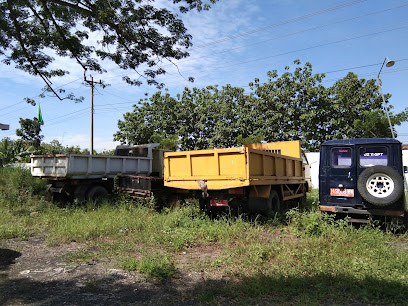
[357, 166, 404, 207]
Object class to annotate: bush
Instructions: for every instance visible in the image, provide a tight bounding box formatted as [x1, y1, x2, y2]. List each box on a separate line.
[0, 166, 46, 197]
[119, 252, 176, 280]
[286, 208, 350, 237]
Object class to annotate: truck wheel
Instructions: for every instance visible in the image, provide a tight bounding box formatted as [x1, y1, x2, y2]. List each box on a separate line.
[357, 166, 404, 207]
[87, 185, 109, 202]
[265, 190, 280, 217]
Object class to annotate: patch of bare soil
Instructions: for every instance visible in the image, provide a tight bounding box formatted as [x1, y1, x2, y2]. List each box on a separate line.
[0, 238, 226, 305]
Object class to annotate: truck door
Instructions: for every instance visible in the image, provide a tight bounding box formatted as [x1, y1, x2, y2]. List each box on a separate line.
[326, 146, 358, 206]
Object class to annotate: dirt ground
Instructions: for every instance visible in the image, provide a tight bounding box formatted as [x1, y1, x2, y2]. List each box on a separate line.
[0, 238, 226, 306]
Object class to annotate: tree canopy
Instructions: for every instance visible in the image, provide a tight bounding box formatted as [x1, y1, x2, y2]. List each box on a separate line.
[114, 60, 408, 152]
[16, 117, 43, 149]
[0, 0, 216, 100]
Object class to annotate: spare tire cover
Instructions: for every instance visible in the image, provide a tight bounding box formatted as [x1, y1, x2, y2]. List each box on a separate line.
[357, 165, 404, 207]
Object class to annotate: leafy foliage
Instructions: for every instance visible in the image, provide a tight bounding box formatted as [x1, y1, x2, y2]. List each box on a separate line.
[115, 60, 408, 151]
[0, 0, 217, 101]
[37, 139, 90, 155]
[0, 138, 34, 165]
[16, 117, 43, 149]
[1, 171, 408, 305]
[328, 72, 408, 139]
[151, 132, 180, 151]
[119, 252, 176, 280]
[1, 166, 408, 305]
[0, 137, 93, 165]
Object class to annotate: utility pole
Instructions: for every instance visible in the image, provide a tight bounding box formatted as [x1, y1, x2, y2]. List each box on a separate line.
[84, 74, 102, 155]
[377, 57, 395, 139]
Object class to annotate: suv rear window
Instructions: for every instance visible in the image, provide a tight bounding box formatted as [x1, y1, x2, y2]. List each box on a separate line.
[359, 146, 388, 167]
[331, 147, 352, 167]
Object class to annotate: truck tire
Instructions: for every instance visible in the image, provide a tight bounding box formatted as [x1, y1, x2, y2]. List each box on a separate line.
[86, 185, 109, 202]
[357, 166, 404, 207]
[265, 190, 280, 217]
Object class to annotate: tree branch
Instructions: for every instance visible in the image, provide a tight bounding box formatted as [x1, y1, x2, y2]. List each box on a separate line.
[44, 0, 93, 15]
[6, 0, 63, 100]
[25, 1, 50, 33]
[39, 0, 88, 70]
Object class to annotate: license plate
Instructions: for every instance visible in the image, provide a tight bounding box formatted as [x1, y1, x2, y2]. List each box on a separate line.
[210, 199, 229, 207]
[330, 188, 354, 197]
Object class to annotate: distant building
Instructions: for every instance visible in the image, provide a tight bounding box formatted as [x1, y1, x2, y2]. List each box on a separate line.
[0, 123, 9, 130]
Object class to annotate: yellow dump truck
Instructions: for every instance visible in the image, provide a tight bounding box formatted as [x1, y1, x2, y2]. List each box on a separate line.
[164, 141, 309, 215]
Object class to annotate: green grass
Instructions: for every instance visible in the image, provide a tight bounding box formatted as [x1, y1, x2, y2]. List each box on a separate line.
[1, 167, 408, 304]
[119, 251, 177, 281]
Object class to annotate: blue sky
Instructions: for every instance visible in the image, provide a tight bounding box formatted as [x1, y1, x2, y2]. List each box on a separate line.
[1, 0, 407, 151]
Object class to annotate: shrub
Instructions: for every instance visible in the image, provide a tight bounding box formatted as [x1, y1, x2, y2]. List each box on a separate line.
[119, 252, 176, 281]
[286, 208, 350, 237]
[0, 166, 46, 198]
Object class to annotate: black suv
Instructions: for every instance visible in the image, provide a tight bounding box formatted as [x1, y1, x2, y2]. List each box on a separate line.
[319, 138, 406, 222]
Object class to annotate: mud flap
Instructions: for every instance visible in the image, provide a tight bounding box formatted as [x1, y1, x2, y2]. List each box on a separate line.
[197, 180, 209, 198]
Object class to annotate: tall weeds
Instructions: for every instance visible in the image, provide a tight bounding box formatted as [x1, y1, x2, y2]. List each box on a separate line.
[1, 168, 408, 304]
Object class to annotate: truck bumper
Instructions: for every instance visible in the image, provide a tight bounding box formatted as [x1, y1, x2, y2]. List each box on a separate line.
[320, 205, 405, 217]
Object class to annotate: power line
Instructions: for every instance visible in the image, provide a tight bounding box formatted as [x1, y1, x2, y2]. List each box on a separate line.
[102, 0, 393, 80]
[157, 22, 408, 88]
[323, 60, 408, 75]
[176, 3, 408, 66]
[3, 3, 408, 132]
[3, 1, 404, 110]
[43, 107, 90, 125]
[0, 77, 82, 113]
[191, 0, 368, 49]
[4, 68, 406, 133]
[5, 61, 406, 130]
[44, 64, 408, 126]
[45, 109, 90, 127]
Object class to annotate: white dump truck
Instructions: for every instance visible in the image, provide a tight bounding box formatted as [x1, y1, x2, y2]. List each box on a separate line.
[31, 143, 166, 202]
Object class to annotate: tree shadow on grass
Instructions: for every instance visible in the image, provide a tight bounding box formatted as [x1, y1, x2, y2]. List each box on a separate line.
[0, 248, 21, 271]
[1, 271, 407, 305]
[0, 274, 185, 306]
[191, 273, 408, 305]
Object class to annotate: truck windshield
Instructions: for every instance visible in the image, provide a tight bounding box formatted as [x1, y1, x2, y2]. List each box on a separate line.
[359, 146, 388, 167]
[331, 147, 352, 167]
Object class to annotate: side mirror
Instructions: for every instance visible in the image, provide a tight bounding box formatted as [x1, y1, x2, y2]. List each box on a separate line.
[404, 166, 408, 174]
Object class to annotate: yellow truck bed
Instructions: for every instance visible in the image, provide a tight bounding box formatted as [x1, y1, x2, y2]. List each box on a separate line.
[164, 142, 305, 191]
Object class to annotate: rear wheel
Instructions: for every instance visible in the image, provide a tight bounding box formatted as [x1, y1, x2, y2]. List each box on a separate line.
[86, 185, 109, 202]
[265, 190, 280, 217]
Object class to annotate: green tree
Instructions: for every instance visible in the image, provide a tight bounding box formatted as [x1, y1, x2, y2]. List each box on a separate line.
[114, 60, 408, 152]
[114, 85, 251, 150]
[39, 139, 93, 155]
[328, 72, 384, 139]
[329, 72, 408, 139]
[97, 149, 115, 156]
[249, 60, 330, 151]
[151, 132, 179, 151]
[16, 117, 43, 149]
[0, 0, 216, 101]
[39, 139, 65, 154]
[0, 138, 33, 165]
[236, 133, 265, 146]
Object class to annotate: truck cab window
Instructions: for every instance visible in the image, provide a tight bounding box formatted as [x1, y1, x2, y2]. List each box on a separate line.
[331, 148, 352, 167]
[359, 146, 388, 167]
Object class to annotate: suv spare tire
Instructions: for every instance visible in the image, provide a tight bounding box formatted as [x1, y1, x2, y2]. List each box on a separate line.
[357, 165, 404, 207]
